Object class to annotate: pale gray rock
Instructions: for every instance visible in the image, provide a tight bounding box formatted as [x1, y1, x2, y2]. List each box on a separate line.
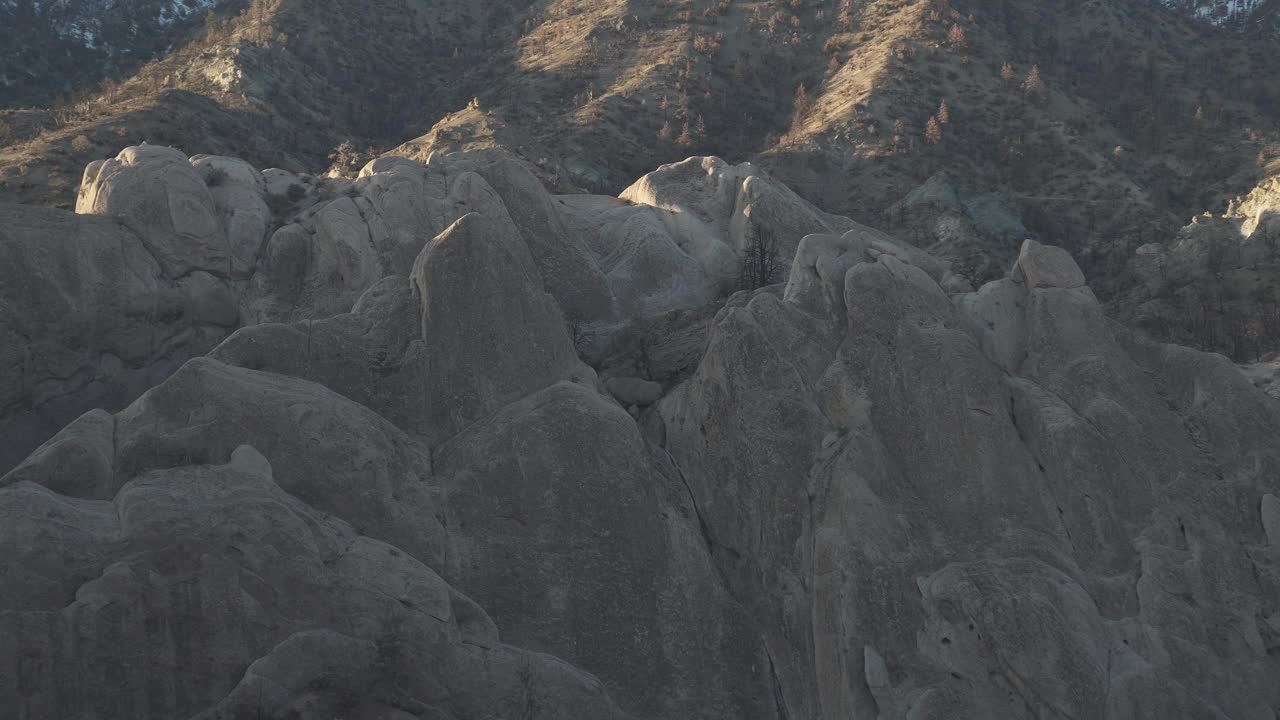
[76, 144, 228, 278]
[5, 148, 1280, 720]
[557, 194, 726, 316]
[211, 276, 431, 435]
[0, 204, 234, 475]
[1239, 355, 1280, 400]
[192, 154, 271, 276]
[449, 153, 621, 328]
[1013, 238, 1088, 289]
[435, 380, 772, 719]
[621, 156, 856, 280]
[657, 224, 1280, 719]
[109, 357, 446, 567]
[605, 376, 663, 406]
[1123, 175, 1280, 359]
[784, 231, 869, 321]
[413, 211, 580, 441]
[1263, 494, 1280, 548]
[0, 409, 115, 499]
[956, 277, 1027, 373]
[0, 444, 632, 720]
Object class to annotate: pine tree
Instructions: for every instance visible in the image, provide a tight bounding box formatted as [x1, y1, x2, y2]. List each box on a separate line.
[938, 100, 950, 125]
[677, 121, 694, 148]
[1000, 62, 1016, 82]
[792, 82, 810, 128]
[947, 23, 968, 50]
[1023, 65, 1045, 96]
[925, 115, 943, 144]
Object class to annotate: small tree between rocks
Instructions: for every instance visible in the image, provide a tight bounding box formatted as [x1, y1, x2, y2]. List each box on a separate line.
[947, 24, 968, 50]
[937, 100, 950, 125]
[1000, 62, 1016, 82]
[328, 140, 368, 178]
[738, 225, 781, 291]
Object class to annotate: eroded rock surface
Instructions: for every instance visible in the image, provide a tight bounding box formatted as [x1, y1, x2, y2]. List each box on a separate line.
[3, 147, 1278, 720]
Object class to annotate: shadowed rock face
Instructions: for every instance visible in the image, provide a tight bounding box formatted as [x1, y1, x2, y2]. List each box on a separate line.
[2, 147, 1279, 719]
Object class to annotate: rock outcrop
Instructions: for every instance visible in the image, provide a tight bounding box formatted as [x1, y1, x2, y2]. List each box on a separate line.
[1126, 174, 1280, 360]
[886, 171, 1031, 286]
[3, 147, 1279, 720]
[77, 144, 231, 278]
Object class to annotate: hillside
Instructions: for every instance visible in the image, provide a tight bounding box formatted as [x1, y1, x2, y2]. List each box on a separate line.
[4, 1, 1280, 715]
[1161, 0, 1280, 27]
[0, 0, 239, 107]
[3, 1, 1280, 356]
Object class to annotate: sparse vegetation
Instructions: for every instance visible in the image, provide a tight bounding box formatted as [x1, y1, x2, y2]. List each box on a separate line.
[925, 116, 943, 145]
[203, 167, 229, 188]
[327, 141, 371, 178]
[1023, 65, 1045, 97]
[738, 225, 781, 291]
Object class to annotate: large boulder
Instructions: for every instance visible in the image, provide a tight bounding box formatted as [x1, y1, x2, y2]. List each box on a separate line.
[191, 154, 272, 276]
[0, 204, 235, 475]
[656, 232, 1280, 718]
[557, 194, 727, 317]
[76, 144, 228, 278]
[0, 444, 632, 720]
[621, 156, 857, 284]
[441, 153, 621, 329]
[412, 211, 582, 441]
[434, 381, 773, 719]
[1123, 174, 1280, 359]
[1013, 238, 1088, 289]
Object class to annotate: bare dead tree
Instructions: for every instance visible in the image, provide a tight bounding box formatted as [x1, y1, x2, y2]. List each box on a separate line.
[738, 224, 782, 291]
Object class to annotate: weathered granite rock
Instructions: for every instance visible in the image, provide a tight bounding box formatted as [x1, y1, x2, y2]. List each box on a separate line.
[413, 211, 581, 440]
[0, 444, 632, 720]
[4, 149, 1280, 720]
[657, 235, 1280, 719]
[1013, 238, 1088, 289]
[605, 376, 664, 406]
[76, 144, 228, 277]
[0, 204, 235, 475]
[1124, 175, 1280, 359]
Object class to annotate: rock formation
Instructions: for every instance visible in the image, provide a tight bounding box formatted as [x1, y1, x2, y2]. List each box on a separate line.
[2, 147, 1278, 719]
[1126, 174, 1280, 361]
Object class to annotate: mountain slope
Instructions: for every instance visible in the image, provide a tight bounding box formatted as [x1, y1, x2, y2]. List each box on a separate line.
[1160, 0, 1276, 26]
[3, 0, 1280, 360]
[0, 0, 239, 107]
